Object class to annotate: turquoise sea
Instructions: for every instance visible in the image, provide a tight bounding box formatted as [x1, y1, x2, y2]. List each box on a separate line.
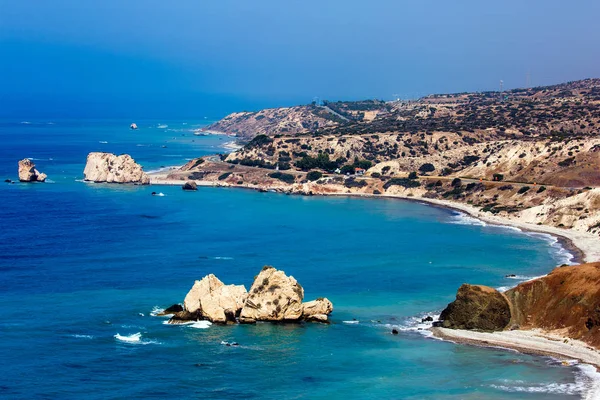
[1, 119, 598, 399]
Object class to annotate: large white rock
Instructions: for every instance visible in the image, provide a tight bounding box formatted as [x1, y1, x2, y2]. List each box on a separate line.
[183, 274, 247, 323]
[302, 298, 333, 322]
[83, 152, 149, 184]
[18, 159, 47, 182]
[239, 266, 304, 323]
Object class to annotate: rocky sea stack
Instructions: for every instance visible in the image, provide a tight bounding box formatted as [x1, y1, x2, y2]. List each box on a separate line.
[437, 262, 600, 348]
[83, 152, 149, 184]
[18, 159, 47, 182]
[164, 266, 333, 325]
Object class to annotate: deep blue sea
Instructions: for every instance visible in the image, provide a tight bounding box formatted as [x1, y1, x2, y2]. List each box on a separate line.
[1, 119, 597, 399]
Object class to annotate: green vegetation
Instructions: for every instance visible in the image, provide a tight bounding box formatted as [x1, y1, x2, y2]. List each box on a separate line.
[408, 171, 418, 179]
[218, 172, 232, 181]
[295, 153, 340, 171]
[492, 173, 504, 181]
[418, 163, 435, 173]
[306, 171, 323, 181]
[269, 172, 295, 184]
[518, 186, 530, 194]
[245, 134, 273, 149]
[383, 178, 421, 190]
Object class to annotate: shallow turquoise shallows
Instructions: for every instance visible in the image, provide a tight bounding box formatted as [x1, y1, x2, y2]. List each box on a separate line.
[0, 119, 595, 399]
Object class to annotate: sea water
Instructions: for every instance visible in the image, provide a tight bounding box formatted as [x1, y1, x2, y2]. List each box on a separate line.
[0, 119, 597, 399]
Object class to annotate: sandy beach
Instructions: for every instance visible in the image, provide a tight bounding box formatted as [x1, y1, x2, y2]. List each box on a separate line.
[433, 328, 600, 368]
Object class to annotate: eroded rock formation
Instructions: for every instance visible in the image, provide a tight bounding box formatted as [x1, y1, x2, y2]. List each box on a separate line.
[83, 152, 149, 184]
[439, 284, 511, 331]
[18, 159, 47, 182]
[179, 274, 247, 324]
[239, 266, 304, 323]
[166, 266, 333, 325]
[438, 262, 600, 349]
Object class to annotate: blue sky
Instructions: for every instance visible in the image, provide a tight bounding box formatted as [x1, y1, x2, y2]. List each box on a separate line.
[1, 0, 599, 117]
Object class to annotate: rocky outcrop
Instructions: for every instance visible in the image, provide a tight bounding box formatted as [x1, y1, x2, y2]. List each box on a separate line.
[177, 274, 247, 324]
[302, 298, 334, 322]
[166, 266, 333, 325]
[83, 152, 149, 184]
[438, 262, 600, 349]
[505, 262, 600, 348]
[18, 159, 47, 182]
[439, 284, 511, 331]
[239, 266, 304, 323]
[182, 181, 197, 191]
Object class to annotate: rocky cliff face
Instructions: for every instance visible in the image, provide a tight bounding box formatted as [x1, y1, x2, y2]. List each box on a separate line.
[439, 284, 511, 331]
[18, 159, 47, 182]
[505, 262, 600, 348]
[239, 266, 305, 323]
[83, 152, 149, 184]
[439, 262, 600, 348]
[167, 267, 333, 325]
[180, 274, 247, 324]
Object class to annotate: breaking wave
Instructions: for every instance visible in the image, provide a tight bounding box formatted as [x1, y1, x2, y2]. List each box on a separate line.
[114, 332, 159, 345]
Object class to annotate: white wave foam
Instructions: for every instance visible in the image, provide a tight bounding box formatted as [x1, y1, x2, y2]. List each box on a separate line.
[157, 124, 168, 129]
[71, 334, 94, 339]
[495, 286, 511, 293]
[162, 320, 212, 329]
[384, 313, 441, 338]
[343, 320, 360, 324]
[21, 121, 31, 124]
[448, 212, 487, 227]
[150, 306, 165, 317]
[189, 321, 212, 329]
[114, 332, 142, 343]
[578, 364, 600, 400]
[212, 256, 234, 260]
[114, 332, 159, 345]
[99, 141, 108, 144]
[490, 363, 600, 398]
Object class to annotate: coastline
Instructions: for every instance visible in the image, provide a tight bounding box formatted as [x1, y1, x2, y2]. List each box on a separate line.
[149, 170, 596, 264]
[431, 327, 600, 372]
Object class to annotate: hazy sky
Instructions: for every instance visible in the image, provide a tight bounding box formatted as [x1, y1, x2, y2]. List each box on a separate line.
[1, 0, 599, 117]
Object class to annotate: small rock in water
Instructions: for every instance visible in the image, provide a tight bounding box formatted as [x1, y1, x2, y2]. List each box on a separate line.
[182, 181, 198, 191]
[421, 316, 434, 323]
[505, 274, 516, 278]
[392, 329, 399, 335]
[4, 179, 11, 183]
[151, 192, 157, 196]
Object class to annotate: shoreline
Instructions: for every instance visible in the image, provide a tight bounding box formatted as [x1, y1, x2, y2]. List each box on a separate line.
[431, 327, 600, 370]
[149, 172, 596, 264]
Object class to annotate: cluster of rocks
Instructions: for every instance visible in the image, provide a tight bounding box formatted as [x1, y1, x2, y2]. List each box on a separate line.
[18, 159, 47, 182]
[83, 152, 149, 184]
[161, 266, 333, 324]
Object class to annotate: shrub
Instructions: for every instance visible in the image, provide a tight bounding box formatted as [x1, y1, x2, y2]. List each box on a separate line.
[383, 178, 421, 190]
[498, 185, 514, 191]
[558, 157, 575, 167]
[451, 178, 462, 187]
[408, 171, 418, 179]
[371, 172, 381, 178]
[340, 165, 355, 175]
[269, 172, 295, 184]
[493, 173, 504, 181]
[218, 172, 231, 181]
[419, 163, 435, 173]
[306, 171, 322, 181]
[517, 186, 530, 194]
[245, 134, 273, 149]
[344, 178, 367, 188]
[537, 186, 547, 193]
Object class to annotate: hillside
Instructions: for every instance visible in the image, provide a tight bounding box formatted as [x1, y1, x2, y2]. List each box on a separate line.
[162, 78, 600, 238]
